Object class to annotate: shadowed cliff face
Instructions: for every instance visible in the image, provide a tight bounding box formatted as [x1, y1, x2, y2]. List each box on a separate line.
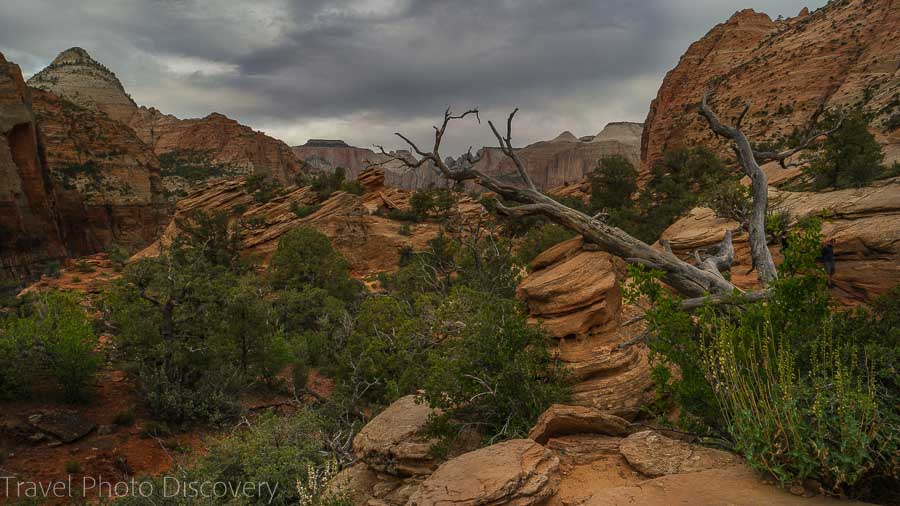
[642, 0, 900, 175]
[0, 53, 67, 278]
[30, 88, 168, 255]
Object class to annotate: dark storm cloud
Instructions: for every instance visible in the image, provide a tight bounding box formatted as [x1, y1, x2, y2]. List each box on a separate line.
[0, 0, 823, 153]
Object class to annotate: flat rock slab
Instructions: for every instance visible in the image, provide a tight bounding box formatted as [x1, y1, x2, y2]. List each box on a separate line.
[27, 410, 95, 443]
[619, 430, 738, 477]
[407, 438, 559, 506]
[352, 394, 437, 476]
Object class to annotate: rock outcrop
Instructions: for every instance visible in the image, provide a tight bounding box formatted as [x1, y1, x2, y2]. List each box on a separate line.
[130, 107, 306, 194]
[31, 88, 167, 255]
[618, 430, 739, 478]
[351, 395, 439, 477]
[528, 404, 633, 444]
[407, 439, 560, 506]
[136, 168, 484, 277]
[642, 0, 900, 175]
[471, 122, 643, 191]
[27, 47, 138, 125]
[660, 178, 900, 303]
[0, 52, 67, 278]
[516, 238, 653, 418]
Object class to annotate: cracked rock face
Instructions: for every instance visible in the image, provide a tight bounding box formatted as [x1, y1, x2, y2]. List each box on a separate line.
[352, 395, 439, 477]
[641, 0, 900, 177]
[406, 439, 560, 506]
[619, 430, 739, 478]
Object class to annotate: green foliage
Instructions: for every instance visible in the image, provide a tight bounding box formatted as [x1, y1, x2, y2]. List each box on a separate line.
[422, 287, 570, 446]
[515, 223, 574, 267]
[702, 179, 752, 225]
[173, 209, 244, 271]
[243, 174, 282, 203]
[296, 167, 361, 201]
[409, 186, 455, 221]
[159, 149, 230, 182]
[0, 291, 99, 402]
[291, 202, 321, 218]
[107, 243, 130, 271]
[625, 219, 898, 498]
[589, 155, 638, 211]
[267, 228, 361, 302]
[117, 410, 337, 505]
[806, 109, 887, 189]
[586, 148, 737, 243]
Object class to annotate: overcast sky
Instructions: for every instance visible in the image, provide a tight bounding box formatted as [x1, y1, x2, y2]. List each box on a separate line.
[0, 0, 824, 154]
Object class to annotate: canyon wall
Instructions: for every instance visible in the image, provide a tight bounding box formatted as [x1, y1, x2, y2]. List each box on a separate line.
[642, 0, 900, 174]
[0, 53, 66, 278]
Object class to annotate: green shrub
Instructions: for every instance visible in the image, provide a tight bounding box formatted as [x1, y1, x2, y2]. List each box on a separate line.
[244, 174, 282, 202]
[1, 291, 100, 402]
[625, 219, 898, 498]
[267, 228, 360, 302]
[422, 287, 570, 447]
[409, 187, 455, 221]
[515, 223, 574, 267]
[806, 109, 886, 189]
[290, 202, 321, 218]
[119, 410, 333, 506]
[590, 155, 638, 211]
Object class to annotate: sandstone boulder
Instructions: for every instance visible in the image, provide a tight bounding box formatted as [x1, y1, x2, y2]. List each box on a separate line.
[528, 404, 632, 444]
[406, 439, 559, 506]
[619, 430, 738, 478]
[660, 179, 900, 303]
[352, 395, 438, 477]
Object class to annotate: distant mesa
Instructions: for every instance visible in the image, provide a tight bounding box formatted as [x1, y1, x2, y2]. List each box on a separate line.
[302, 139, 351, 148]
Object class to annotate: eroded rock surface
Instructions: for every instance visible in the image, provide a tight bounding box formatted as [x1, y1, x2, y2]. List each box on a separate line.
[528, 404, 632, 444]
[352, 395, 439, 477]
[661, 178, 900, 303]
[407, 439, 560, 506]
[618, 430, 738, 478]
[642, 1, 900, 176]
[516, 238, 653, 418]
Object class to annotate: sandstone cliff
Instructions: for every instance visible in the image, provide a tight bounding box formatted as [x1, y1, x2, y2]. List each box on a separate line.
[642, 0, 900, 175]
[30, 89, 167, 255]
[28, 48, 307, 197]
[471, 122, 643, 191]
[0, 53, 66, 278]
[292, 140, 445, 190]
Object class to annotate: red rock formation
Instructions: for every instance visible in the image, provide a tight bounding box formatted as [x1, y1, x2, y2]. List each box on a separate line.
[0, 53, 66, 278]
[30, 89, 167, 255]
[130, 107, 305, 189]
[642, 0, 900, 175]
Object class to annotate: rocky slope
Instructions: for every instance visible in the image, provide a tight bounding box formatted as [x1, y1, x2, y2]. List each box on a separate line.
[334, 396, 860, 505]
[28, 48, 307, 197]
[135, 168, 484, 277]
[470, 122, 643, 191]
[0, 53, 66, 278]
[661, 177, 900, 304]
[293, 140, 445, 190]
[642, 0, 900, 175]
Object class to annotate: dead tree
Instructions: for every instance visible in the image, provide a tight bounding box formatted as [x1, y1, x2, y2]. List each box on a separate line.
[377, 97, 833, 302]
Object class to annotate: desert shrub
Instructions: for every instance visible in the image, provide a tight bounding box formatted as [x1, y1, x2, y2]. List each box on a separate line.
[409, 186, 455, 221]
[338, 179, 364, 195]
[107, 243, 130, 271]
[243, 174, 282, 202]
[173, 209, 244, 271]
[267, 228, 361, 302]
[422, 287, 570, 447]
[296, 167, 358, 201]
[330, 295, 434, 408]
[515, 223, 574, 267]
[290, 202, 320, 218]
[158, 149, 229, 182]
[806, 109, 886, 189]
[385, 208, 420, 222]
[625, 219, 898, 498]
[118, 410, 336, 506]
[0, 291, 99, 402]
[702, 179, 752, 225]
[105, 246, 282, 422]
[589, 155, 638, 211]
[398, 223, 412, 236]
